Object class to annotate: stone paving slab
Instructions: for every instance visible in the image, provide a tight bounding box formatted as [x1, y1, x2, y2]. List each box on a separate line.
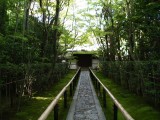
[66, 69, 106, 120]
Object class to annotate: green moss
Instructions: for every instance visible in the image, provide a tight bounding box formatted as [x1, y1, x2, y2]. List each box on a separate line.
[95, 71, 160, 120]
[12, 70, 76, 120]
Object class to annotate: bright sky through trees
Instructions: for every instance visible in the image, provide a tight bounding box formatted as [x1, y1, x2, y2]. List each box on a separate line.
[30, 0, 99, 51]
[64, 0, 99, 51]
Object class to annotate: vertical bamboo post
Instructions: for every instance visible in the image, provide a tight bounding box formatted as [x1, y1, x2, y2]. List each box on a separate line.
[95, 78, 98, 89]
[54, 104, 59, 120]
[113, 103, 118, 120]
[64, 90, 67, 108]
[103, 88, 106, 108]
[72, 80, 75, 90]
[98, 82, 101, 95]
[70, 83, 72, 96]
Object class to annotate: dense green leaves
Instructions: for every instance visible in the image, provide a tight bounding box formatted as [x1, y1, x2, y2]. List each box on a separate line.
[0, 0, 72, 118]
[0, 0, 7, 34]
[96, 0, 160, 61]
[96, 0, 160, 110]
[100, 61, 160, 108]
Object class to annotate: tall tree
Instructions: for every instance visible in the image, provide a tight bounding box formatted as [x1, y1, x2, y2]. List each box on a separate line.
[23, 0, 32, 34]
[51, 0, 60, 67]
[0, 0, 7, 35]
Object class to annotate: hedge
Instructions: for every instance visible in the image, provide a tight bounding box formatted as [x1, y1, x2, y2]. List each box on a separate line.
[100, 61, 160, 108]
[0, 62, 69, 108]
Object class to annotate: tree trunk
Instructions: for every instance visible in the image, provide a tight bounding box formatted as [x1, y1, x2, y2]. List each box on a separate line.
[126, 0, 135, 61]
[23, 0, 32, 34]
[0, 0, 7, 35]
[109, 1, 115, 61]
[51, 0, 60, 68]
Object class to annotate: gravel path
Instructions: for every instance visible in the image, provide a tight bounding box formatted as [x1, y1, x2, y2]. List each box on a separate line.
[67, 69, 106, 120]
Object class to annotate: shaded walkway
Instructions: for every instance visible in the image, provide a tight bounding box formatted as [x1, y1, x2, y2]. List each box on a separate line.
[67, 68, 106, 120]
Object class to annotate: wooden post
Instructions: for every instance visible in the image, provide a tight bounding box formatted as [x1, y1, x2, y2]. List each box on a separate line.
[93, 76, 96, 85]
[54, 104, 59, 120]
[73, 79, 75, 90]
[70, 83, 72, 96]
[95, 79, 98, 89]
[113, 103, 118, 120]
[64, 91, 67, 108]
[98, 82, 101, 96]
[73, 80, 75, 90]
[76, 72, 79, 80]
[98, 82, 101, 92]
[103, 88, 106, 108]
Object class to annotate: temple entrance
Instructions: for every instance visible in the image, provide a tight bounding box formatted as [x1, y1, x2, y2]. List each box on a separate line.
[74, 54, 92, 67]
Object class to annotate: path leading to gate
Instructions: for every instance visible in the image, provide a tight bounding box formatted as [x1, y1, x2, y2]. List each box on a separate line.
[66, 68, 106, 120]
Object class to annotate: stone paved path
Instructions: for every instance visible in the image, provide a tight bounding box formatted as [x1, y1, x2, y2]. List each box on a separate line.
[66, 69, 106, 120]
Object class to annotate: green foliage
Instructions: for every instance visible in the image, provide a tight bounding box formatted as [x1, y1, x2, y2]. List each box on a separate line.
[95, 71, 160, 120]
[100, 61, 160, 108]
[0, 33, 40, 64]
[0, 0, 7, 34]
[0, 62, 69, 118]
[97, 0, 160, 61]
[25, 62, 69, 93]
[97, 0, 160, 109]
[0, 63, 25, 86]
[0, 0, 73, 118]
[12, 70, 76, 120]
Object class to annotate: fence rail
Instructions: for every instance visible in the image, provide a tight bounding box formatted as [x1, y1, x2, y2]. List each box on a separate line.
[38, 68, 81, 120]
[89, 68, 134, 120]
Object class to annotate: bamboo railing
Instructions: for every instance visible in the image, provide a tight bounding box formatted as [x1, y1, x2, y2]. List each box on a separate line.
[89, 68, 134, 120]
[38, 68, 81, 120]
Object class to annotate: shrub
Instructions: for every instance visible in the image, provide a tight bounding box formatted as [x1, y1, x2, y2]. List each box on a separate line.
[0, 62, 69, 107]
[100, 61, 160, 108]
